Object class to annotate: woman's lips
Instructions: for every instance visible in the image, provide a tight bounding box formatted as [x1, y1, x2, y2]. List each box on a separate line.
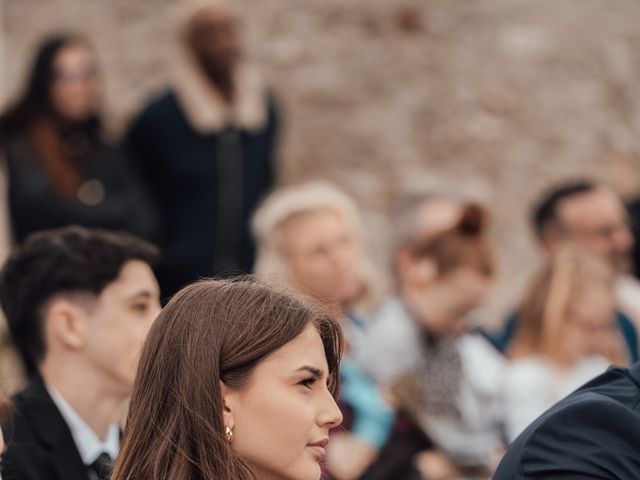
[306, 445, 327, 461]
[307, 438, 329, 460]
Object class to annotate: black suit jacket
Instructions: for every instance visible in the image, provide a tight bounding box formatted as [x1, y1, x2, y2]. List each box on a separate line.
[2, 376, 90, 480]
[494, 362, 640, 479]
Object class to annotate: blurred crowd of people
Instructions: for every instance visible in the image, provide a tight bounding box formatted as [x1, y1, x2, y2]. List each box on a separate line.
[2, 1, 640, 480]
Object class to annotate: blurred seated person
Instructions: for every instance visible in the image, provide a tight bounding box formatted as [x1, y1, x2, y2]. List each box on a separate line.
[251, 181, 393, 480]
[127, 1, 279, 297]
[360, 200, 504, 479]
[502, 247, 624, 441]
[493, 181, 639, 361]
[0, 226, 161, 480]
[0, 34, 158, 253]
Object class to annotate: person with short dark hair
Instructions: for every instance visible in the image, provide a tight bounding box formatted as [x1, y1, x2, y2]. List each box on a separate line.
[0, 225, 161, 480]
[531, 180, 631, 272]
[493, 180, 640, 361]
[531, 180, 597, 241]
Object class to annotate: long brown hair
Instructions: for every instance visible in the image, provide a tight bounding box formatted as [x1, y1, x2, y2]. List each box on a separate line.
[510, 246, 624, 365]
[111, 278, 343, 480]
[1, 34, 100, 198]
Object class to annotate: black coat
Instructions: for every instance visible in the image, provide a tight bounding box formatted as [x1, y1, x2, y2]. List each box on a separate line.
[1, 377, 90, 480]
[2, 134, 159, 245]
[494, 362, 640, 479]
[127, 90, 279, 298]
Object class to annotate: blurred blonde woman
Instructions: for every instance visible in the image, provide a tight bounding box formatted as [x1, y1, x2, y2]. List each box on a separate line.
[504, 246, 626, 441]
[252, 181, 392, 480]
[252, 182, 381, 310]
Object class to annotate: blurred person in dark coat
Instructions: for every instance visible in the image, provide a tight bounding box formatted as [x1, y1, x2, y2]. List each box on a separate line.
[127, 0, 280, 298]
[0, 34, 159, 258]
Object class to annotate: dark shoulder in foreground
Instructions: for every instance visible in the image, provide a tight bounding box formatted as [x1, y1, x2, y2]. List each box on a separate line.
[494, 363, 640, 480]
[2, 377, 88, 480]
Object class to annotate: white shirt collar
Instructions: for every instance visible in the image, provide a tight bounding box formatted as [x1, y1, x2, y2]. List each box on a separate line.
[46, 386, 120, 465]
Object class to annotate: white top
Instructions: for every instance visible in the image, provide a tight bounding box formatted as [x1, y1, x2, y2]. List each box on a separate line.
[501, 355, 609, 441]
[357, 298, 424, 383]
[358, 297, 505, 468]
[47, 386, 120, 467]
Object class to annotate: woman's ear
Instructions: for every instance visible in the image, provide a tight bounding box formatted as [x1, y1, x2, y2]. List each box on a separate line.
[219, 381, 236, 430]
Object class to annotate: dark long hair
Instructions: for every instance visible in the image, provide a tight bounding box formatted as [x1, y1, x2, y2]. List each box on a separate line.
[111, 279, 343, 480]
[0, 34, 101, 197]
[0, 34, 98, 135]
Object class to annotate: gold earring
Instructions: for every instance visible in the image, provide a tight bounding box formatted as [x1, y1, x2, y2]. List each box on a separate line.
[225, 425, 233, 442]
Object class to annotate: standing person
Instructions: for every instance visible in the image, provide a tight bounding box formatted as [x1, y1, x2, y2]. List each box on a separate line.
[0, 34, 158, 250]
[0, 226, 161, 480]
[111, 279, 343, 480]
[251, 182, 393, 480]
[493, 180, 640, 360]
[503, 247, 625, 441]
[127, 0, 279, 297]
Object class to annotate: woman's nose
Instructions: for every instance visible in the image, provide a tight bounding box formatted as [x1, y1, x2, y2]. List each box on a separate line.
[318, 390, 343, 429]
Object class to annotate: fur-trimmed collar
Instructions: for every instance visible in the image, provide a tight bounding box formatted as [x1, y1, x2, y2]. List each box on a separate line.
[171, 46, 269, 134]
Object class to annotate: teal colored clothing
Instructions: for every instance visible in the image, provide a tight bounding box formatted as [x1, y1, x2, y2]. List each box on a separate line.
[340, 358, 396, 448]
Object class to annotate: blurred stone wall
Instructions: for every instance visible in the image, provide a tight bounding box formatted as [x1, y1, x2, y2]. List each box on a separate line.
[4, 0, 640, 324]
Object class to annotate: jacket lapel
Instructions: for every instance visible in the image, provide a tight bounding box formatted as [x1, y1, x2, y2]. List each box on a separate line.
[19, 377, 89, 480]
[630, 361, 640, 386]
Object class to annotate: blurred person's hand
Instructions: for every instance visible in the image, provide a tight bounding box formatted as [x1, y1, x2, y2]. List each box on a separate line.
[326, 433, 378, 480]
[415, 449, 459, 480]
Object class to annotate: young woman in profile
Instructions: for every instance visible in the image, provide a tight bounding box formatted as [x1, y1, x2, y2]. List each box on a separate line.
[110, 279, 343, 480]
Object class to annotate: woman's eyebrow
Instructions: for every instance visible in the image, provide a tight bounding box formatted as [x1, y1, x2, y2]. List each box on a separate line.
[295, 366, 324, 378]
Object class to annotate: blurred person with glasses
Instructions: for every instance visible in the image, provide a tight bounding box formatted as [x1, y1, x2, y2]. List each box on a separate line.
[492, 180, 640, 363]
[0, 34, 159, 260]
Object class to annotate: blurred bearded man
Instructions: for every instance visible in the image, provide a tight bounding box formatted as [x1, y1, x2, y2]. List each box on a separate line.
[127, 1, 280, 298]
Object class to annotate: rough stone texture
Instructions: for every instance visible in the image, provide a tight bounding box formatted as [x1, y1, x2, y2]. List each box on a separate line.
[4, 0, 640, 326]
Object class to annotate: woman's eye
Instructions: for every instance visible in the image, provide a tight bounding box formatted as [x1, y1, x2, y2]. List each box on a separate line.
[298, 376, 317, 389]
